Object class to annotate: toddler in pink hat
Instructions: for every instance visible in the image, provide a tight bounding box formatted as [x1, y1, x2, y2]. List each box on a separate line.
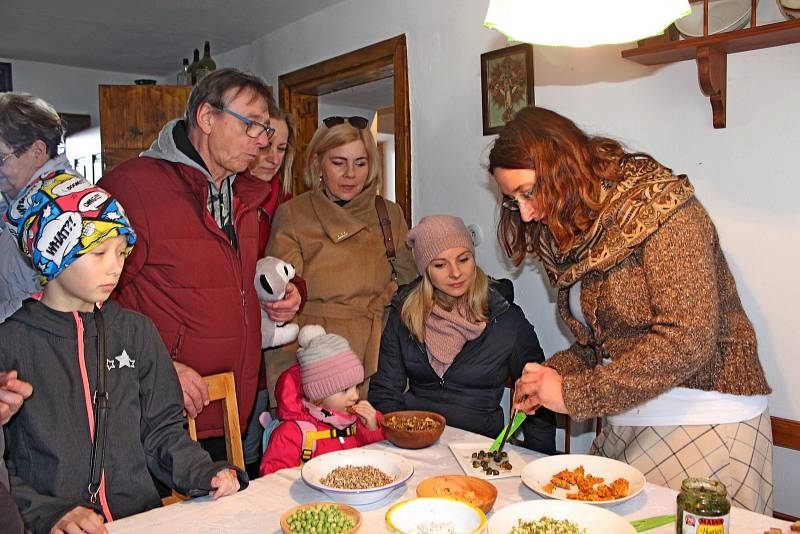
[259, 325, 385, 475]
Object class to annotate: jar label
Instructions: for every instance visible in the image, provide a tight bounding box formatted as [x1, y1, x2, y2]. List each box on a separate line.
[680, 511, 729, 534]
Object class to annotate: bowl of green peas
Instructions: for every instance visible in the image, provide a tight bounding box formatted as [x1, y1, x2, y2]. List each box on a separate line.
[280, 502, 362, 534]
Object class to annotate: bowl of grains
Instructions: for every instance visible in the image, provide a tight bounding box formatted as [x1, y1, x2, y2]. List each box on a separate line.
[381, 410, 446, 449]
[385, 497, 486, 534]
[302, 449, 414, 506]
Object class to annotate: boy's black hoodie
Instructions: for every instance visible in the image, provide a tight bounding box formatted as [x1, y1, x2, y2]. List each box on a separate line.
[0, 299, 248, 533]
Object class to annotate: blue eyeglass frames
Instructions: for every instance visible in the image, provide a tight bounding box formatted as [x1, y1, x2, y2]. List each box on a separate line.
[215, 106, 276, 139]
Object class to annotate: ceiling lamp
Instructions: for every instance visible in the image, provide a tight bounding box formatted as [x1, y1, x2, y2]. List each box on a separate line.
[484, 0, 691, 47]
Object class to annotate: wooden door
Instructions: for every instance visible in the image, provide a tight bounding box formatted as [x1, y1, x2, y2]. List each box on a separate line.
[99, 85, 192, 173]
[278, 35, 412, 222]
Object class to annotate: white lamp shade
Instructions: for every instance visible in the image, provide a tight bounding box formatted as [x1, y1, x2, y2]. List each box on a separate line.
[484, 0, 691, 47]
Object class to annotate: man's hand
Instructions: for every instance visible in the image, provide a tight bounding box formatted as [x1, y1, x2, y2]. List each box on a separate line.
[173, 362, 209, 418]
[50, 506, 107, 534]
[210, 469, 240, 499]
[513, 363, 568, 414]
[261, 282, 301, 323]
[0, 370, 33, 425]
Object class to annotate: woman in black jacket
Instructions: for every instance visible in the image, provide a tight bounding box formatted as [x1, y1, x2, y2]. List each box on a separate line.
[368, 215, 556, 453]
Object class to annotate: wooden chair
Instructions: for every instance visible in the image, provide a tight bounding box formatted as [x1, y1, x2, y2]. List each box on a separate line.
[162, 372, 244, 505]
[771, 416, 800, 522]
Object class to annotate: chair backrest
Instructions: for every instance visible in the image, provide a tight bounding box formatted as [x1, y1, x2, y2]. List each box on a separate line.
[188, 372, 245, 469]
[772, 416, 800, 452]
[163, 372, 244, 506]
[770, 416, 800, 522]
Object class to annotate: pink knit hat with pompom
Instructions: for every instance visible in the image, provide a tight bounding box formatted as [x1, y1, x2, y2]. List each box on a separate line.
[296, 325, 364, 401]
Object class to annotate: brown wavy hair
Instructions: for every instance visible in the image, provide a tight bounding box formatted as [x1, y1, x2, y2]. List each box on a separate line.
[488, 106, 630, 266]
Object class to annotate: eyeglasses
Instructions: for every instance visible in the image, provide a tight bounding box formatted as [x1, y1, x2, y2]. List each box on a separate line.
[216, 106, 276, 139]
[0, 151, 16, 166]
[501, 184, 537, 211]
[322, 116, 369, 130]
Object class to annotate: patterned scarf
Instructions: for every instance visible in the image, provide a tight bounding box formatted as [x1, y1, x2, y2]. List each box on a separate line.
[539, 157, 695, 288]
[425, 302, 486, 378]
[301, 399, 358, 431]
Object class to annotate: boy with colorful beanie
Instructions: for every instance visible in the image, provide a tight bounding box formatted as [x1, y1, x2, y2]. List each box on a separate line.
[0, 171, 247, 534]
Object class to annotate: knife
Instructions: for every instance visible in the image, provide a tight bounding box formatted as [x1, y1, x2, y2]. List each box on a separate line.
[630, 515, 676, 532]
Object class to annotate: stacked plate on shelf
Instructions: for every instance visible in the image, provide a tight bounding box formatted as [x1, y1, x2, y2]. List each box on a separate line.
[778, 0, 800, 19]
[674, 0, 758, 37]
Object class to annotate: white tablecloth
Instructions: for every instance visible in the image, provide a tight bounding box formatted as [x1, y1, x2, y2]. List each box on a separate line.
[108, 426, 791, 533]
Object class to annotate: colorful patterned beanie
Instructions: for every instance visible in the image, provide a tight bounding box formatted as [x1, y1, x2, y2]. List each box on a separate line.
[5, 170, 136, 284]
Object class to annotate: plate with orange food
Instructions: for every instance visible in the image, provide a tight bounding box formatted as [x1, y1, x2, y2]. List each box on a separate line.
[520, 454, 646, 507]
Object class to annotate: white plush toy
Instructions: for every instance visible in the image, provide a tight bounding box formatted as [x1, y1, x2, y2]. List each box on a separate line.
[254, 256, 300, 348]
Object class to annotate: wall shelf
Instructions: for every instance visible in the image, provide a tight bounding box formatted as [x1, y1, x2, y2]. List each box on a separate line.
[621, 9, 800, 128]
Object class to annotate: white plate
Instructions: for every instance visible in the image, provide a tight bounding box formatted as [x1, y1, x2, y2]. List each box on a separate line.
[674, 0, 755, 37]
[520, 454, 646, 507]
[448, 441, 526, 480]
[386, 497, 486, 534]
[301, 448, 414, 506]
[488, 500, 636, 534]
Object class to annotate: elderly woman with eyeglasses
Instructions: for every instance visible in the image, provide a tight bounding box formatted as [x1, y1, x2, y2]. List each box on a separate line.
[265, 116, 417, 402]
[0, 92, 77, 321]
[489, 106, 773, 514]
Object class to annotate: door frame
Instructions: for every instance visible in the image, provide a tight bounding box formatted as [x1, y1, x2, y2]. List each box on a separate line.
[278, 34, 411, 222]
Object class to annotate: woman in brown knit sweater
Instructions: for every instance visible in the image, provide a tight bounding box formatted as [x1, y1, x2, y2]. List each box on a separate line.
[489, 106, 773, 513]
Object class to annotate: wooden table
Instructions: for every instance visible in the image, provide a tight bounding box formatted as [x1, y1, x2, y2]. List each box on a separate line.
[108, 426, 792, 533]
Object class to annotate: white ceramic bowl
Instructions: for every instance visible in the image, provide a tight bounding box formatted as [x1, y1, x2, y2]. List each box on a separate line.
[674, 0, 757, 38]
[520, 454, 646, 507]
[301, 449, 414, 506]
[386, 497, 486, 534]
[488, 500, 636, 534]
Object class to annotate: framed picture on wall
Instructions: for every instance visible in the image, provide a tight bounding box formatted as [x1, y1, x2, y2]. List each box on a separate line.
[480, 43, 534, 135]
[0, 62, 11, 92]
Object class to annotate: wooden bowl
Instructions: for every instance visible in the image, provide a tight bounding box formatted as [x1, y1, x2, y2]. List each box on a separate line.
[416, 475, 498, 514]
[280, 502, 362, 534]
[380, 410, 446, 449]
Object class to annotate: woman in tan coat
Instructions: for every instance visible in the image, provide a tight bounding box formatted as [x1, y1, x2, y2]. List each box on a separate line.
[266, 116, 416, 400]
[489, 107, 773, 514]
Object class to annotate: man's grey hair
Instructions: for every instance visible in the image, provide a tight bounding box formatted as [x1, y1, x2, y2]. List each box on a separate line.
[185, 68, 274, 130]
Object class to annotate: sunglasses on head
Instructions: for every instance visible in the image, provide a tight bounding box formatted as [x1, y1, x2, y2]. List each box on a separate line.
[322, 116, 369, 130]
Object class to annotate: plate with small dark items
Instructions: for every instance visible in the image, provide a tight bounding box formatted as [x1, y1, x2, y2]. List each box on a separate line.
[448, 442, 526, 480]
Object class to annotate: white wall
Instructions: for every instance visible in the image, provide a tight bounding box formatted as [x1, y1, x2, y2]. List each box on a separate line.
[216, 0, 800, 515]
[0, 57, 165, 126]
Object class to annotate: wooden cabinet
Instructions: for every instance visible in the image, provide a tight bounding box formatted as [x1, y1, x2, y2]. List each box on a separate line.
[99, 85, 192, 173]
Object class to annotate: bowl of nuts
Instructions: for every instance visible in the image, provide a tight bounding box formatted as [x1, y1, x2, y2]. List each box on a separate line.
[302, 448, 414, 506]
[380, 410, 446, 449]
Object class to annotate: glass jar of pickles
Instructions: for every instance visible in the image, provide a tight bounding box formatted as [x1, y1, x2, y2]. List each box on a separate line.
[676, 477, 730, 534]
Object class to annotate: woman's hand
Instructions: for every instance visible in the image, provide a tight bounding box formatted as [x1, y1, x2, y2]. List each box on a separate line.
[210, 469, 240, 499]
[262, 282, 301, 323]
[50, 506, 107, 534]
[513, 363, 568, 414]
[349, 401, 378, 431]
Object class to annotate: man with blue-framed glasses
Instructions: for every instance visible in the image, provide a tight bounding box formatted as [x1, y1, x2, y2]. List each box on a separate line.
[100, 68, 301, 479]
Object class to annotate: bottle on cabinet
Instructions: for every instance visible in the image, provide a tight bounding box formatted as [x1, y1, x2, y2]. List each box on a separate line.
[188, 48, 200, 85]
[196, 41, 217, 82]
[176, 58, 191, 86]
